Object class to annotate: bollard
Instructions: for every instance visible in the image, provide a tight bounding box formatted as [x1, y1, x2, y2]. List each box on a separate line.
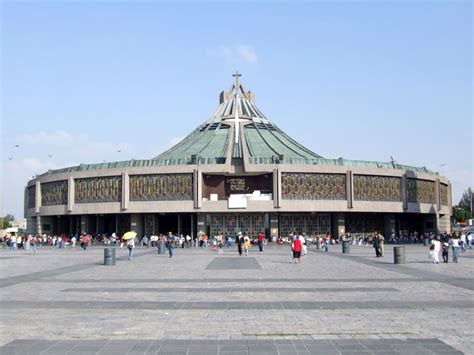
[393, 246, 405, 264]
[342, 240, 350, 254]
[104, 247, 116, 266]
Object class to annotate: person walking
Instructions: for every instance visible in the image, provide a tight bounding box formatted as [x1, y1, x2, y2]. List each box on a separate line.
[378, 233, 385, 257]
[167, 235, 174, 258]
[431, 237, 441, 264]
[373, 235, 381, 257]
[127, 237, 135, 260]
[451, 235, 460, 263]
[292, 235, 302, 264]
[236, 232, 244, 256]
[467, 233, 472, 250]
[243, 235, 251, 256]
[324, 233, 331, 252]
[442, 239, 449, 263]
[257, 232, 265, 254]
[81, 233, 88, 251]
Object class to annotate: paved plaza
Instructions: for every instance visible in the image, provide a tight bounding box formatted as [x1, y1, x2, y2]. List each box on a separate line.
[0, 243, 473, 354]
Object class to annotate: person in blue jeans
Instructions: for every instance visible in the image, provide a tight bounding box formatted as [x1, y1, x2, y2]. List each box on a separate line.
[127, 238, 135, 260]
[167, 237, 174, 258]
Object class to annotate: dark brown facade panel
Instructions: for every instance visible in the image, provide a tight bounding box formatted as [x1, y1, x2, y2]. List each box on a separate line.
[353, 175, 401, 202]
[407, 178, 436, 204]
[75, 176, 122, 204]
[281, 173, 346, 200]
[129, 173, 193, 201]
[41, 180, 68, 206]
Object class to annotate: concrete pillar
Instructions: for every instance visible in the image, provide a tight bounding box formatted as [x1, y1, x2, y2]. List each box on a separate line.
[346, 170, 353, 209]
[35, 180, 41, 214]
[401, 174, 408, 210]
[435, 178, 441, 211]
[332, 213, 345, 238]
[194, 169, 202, 209]
[122, 172, 129, 211]
[384, 214, 396, 238]
[36, 216, 42, 235]
[67, 177, 74, 213]
[273, 169, 280, 208]
[190, 214, 194, 239]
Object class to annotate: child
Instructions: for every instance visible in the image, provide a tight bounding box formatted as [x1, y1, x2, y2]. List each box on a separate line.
[442, 241, 449, 263]
[428, 244, 436, 262]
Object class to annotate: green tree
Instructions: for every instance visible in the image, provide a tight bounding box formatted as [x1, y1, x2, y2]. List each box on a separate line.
[1, 214, 14, 229]
[457, 187, 473, 212]
[453, 188, 473, 222]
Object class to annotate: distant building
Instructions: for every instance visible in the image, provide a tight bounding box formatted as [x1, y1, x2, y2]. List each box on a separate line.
[25, 74, 452, 237]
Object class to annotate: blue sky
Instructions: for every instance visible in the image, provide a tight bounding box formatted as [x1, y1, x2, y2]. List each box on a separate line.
[1, 1, 472, 219]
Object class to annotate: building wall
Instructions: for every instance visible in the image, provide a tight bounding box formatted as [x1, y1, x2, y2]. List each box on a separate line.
[25, 164, 452, 234]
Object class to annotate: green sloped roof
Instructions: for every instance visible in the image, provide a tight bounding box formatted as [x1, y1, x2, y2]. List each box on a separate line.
[36, 79, 437, 177]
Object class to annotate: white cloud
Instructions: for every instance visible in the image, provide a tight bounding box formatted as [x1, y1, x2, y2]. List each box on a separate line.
[214, 45, 258, 65]
[237, 45, 258, 64]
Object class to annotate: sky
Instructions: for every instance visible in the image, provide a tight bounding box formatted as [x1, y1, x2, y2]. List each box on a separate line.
[1, 0, 472, 220]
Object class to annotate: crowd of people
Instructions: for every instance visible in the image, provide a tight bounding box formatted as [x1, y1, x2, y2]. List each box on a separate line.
[1, 229, 471, 264]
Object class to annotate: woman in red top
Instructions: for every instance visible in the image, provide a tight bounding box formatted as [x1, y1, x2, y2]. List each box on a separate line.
[292, 236, 302, 264]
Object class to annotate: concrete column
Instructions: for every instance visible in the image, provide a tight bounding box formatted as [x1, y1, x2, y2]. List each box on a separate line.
[190, 214, 194, 239]
[384, 214, 396, 238]
[122, 172, 129, 211]
[331, 213, 345, 238]
[193, 169, 202, 209]
[435, 178, 441, 211]
[401, 174, 408, 210]
[277, 170, 282, 208]
[178, 214, 182, 235]
[273, 169, 279, 208]
[67, 177, 74, 213]
[346, 170, 353, 209]
[36, 216, 42, 235]
[80, 215, 87, 234]
[35, 180, 41, 214]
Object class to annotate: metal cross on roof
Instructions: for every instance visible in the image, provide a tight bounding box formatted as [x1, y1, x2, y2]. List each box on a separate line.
[232, 71, 241, 93]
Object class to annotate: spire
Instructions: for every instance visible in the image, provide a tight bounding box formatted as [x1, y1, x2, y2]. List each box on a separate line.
[232, 71, 241, 93]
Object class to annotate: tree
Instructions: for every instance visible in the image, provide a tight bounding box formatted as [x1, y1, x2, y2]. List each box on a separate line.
[457, 187, 473, 213]
[1, 214, 14, 230]
[453, 188, 473, 222]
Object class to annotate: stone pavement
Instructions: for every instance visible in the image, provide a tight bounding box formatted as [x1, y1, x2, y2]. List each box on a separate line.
[0, 243, 473, 354]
